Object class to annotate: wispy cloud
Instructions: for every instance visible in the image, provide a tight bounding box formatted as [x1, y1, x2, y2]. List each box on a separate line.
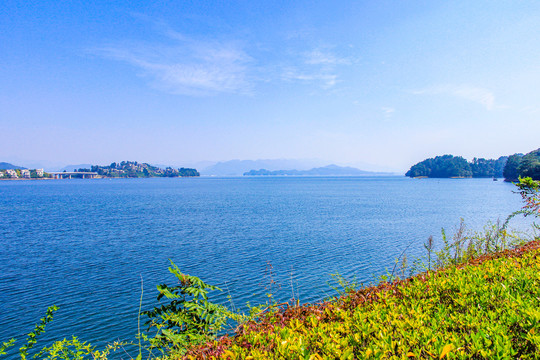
[521, 105, 540, 114]
[412, 85, 496, 110]
[381, 107, 395, 119]
[91, 31, 252, 96]
[304, 49, 351, 66]
[90, 17, 356, 95]
[281, 48, 353, 89]
[282, 68, 338, 89]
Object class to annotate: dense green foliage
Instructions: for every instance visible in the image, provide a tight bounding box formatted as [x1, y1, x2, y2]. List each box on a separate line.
[503, 154, 524, 182]
[502, 149, 540, 181]
[470, 156, 507, 178]
[518, 149, 540, 181]
[89, 161, 199, 178]
[141, 261, 229, 357]
[405, 155, 473, 178]
[406, 155, 509, 179]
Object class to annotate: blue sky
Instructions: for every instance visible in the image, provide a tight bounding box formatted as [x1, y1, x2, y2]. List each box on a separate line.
[2, 1, 540, 171]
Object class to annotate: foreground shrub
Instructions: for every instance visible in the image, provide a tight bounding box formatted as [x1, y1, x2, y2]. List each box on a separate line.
[187, 241, 540, 359]
[141, 260, 230, 357]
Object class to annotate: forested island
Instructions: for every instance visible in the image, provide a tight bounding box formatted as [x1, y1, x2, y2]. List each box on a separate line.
[406, 148, 540, 181]
[87, 161, 199, 178]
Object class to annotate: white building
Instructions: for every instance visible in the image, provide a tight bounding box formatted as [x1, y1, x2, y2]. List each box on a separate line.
[21, 169, 31, 178]
[6, 169, 18, 178]
[36, 168, 44, 177]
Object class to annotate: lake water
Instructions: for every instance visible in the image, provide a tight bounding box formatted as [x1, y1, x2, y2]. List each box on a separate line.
[0, 176, 532, 355]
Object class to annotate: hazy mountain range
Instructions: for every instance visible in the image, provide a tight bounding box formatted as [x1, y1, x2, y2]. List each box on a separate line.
[198, 159, 326, 176]
[58, 164, 93, 172]
[244, 164, 394, 176]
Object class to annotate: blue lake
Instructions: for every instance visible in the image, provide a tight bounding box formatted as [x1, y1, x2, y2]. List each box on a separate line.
[0, 176, 532, 355]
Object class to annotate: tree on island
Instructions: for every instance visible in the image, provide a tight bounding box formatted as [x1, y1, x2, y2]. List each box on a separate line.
[503, 153, 524, 182]
[178, 168, 200, 177]
[405, 155, 472, 178]
[469, 157, 508, 178]
[517, 148, 540, 180]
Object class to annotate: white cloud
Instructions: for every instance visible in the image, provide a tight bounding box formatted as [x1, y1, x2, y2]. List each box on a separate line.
[412, 85, 496, 110]
[91, 35, 252, 96]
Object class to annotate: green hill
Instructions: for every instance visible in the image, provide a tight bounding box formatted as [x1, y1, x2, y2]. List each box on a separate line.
[405, 155, 473, 178]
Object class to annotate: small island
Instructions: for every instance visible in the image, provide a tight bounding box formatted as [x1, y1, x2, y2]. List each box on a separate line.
[88, 161, 199, 178]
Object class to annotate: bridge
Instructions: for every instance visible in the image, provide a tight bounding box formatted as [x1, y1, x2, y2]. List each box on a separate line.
[48, 172, 99, 179]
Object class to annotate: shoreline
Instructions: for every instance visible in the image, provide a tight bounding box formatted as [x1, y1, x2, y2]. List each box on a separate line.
[0, 177, 56, 181]
[0, 176, 202, 181]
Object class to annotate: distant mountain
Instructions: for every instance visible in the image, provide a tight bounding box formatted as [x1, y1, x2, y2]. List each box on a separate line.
[0, 162, 27, 170]
[244, 164, 393, 176]
[201, 159, 325, 176]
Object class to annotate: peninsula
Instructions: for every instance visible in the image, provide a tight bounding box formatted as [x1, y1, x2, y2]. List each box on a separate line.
[405, 148, 540, 181]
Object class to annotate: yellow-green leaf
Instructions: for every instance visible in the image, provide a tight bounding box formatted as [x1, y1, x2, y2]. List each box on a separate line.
[440, 344, 454, 359]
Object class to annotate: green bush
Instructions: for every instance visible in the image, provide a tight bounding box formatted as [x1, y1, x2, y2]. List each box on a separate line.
[141, 260, 230, 357]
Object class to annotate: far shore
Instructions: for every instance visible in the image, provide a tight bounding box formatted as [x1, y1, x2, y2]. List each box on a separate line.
[0, 177, 56, 181]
